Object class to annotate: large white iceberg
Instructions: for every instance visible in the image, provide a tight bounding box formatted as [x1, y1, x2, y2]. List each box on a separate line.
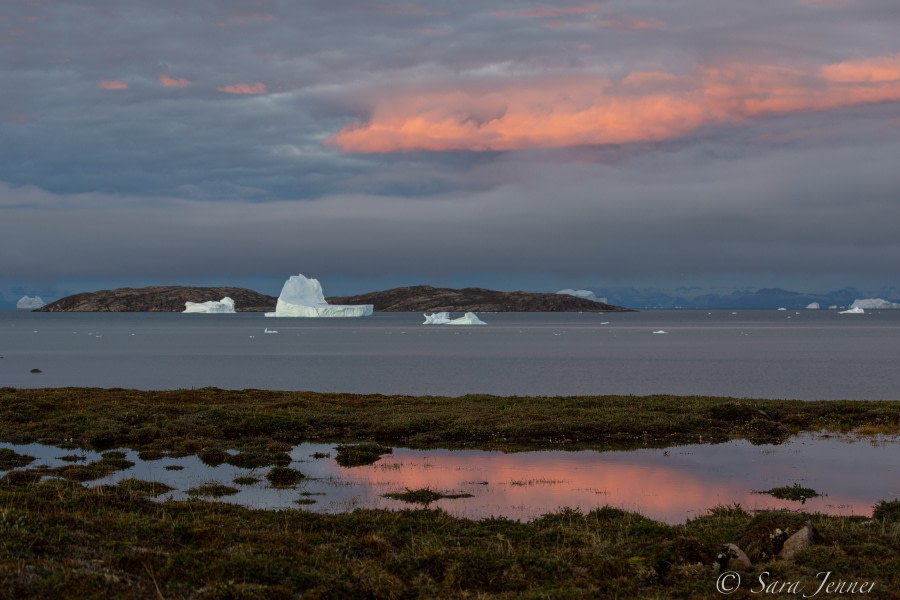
[839, 307, 865, 314]
[183, 297, 236, 313]
[17, 295, 45, 309]
[265, 274, 373, 318]
[850, 298, 900, 309]
[423, 311, 486, 325]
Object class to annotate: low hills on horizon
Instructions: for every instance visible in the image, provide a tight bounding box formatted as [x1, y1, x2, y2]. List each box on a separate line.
[34, 285, 629, 313]
[24, 284, 900, 312]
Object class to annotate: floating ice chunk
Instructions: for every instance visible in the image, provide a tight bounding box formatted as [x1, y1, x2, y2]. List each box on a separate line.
[265, 274, 373, 317]
[839, 307, 865, 314]
[264, 328, 278, 333]
[652, 330, 668, 334]
[828, 305, 838, 310]
[777, 307, 787, 311]
[851, 298, 900, 309]
[17, 295, 45, 309]
[447, 312, 487, 325]
[183, 297, 236, 313]
[600, 321, 610, 325]
[423, 311, 485, 325]
[423, 312, 451, 325]
[806, 302, 820, 310]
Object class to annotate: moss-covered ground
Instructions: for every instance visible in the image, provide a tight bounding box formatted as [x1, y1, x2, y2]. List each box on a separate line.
[0, 387, 898, 598]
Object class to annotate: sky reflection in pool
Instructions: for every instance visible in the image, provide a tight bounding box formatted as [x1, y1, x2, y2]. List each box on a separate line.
[2, 433, 897, 524]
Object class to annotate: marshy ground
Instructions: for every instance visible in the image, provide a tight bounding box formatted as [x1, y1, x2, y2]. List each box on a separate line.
[1, 387, 898, 598]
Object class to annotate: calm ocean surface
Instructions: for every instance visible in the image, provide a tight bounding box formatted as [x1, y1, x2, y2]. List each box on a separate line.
[2, 309, 899, 399]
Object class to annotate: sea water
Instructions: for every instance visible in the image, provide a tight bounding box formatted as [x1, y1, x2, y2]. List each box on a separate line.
[2, 309, 899, 399]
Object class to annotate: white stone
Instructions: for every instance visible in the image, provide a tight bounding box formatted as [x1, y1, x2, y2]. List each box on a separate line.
[839, 307, 865, 314]
[722, 543, 753, 570]
[778, 524, 815, 560]
[183, 297, 236, 313]
[805, 302, 820, 310]
[16, 295, 45, 309]
[265, 274, 373, 318]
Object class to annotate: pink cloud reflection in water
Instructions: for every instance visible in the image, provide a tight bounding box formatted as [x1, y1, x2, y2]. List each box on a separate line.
[312, 434, 899, 524]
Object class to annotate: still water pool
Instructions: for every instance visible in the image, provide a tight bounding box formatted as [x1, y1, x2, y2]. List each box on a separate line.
[3, 433, 897, 524]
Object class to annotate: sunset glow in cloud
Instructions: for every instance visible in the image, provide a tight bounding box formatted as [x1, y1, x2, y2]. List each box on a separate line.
[330, 56, 900, 153]
[4, 0, 900, 300]
[217, 82, 267, 95]
[98, 80, 128, 90]
[159, 74, 191, 88]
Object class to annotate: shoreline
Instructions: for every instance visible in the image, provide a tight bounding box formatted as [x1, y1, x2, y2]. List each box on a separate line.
[2, 387, 899, 598]
[3, 388, 899, 455]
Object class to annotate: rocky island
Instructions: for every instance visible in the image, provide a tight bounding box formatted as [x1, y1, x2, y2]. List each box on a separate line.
[326, 285, 631, 312]
[36, 286, 278, 312]
[34, 284, 631, 312]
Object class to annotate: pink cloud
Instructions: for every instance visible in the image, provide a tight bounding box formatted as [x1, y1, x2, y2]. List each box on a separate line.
[821, 54, 900, 83]
[328, 55, 900, 153]
[216, 13, 279, 26]
[374, 3, 447, 16]
[2, 113, 30, 124]
[98, 80, 128, 90]
[495, 3, 606, 19]
[159, 73, 191, 88]
[217, 82, 267, 95]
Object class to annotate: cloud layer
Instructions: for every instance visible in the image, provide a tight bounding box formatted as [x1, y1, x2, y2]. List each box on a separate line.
[1, 0, 899, 299]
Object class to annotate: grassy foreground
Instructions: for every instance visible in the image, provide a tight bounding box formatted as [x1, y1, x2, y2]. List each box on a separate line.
[1, 388, 899, 598]
[1, 387, 898, 457]
[0, 478, 898, 599]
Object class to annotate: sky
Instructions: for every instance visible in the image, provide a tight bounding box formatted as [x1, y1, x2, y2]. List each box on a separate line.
[2, 0, 900, 303]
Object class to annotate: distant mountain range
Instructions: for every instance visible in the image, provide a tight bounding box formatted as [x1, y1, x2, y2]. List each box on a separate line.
[599, 286, 900, 309]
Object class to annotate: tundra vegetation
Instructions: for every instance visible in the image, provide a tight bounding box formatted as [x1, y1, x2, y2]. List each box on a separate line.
[0, 387, 898, 598]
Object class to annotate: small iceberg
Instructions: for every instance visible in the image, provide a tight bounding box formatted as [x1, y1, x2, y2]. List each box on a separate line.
[839, 307, 865, 314]
[777, 307, 787, 311]
[183, 297, 236, 313]
[652, 330, 669, 334]
[806, 302, 820, 310]
[265, 274, 373, 318]
[851, 298, 900, 309]
[423, 311, 486, 325]
[448, 312, 486, 325]
[17, 295, 45, 309]
[423, 312, 451, 324]
[556, 289, 607, 303]
[264, 328, 278, 334]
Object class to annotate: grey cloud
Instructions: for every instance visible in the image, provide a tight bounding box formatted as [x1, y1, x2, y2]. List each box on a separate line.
[2, 0, 899, 297]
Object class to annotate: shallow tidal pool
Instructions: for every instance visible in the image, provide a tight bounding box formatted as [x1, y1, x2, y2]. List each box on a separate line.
[2, 433, 898, 524]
